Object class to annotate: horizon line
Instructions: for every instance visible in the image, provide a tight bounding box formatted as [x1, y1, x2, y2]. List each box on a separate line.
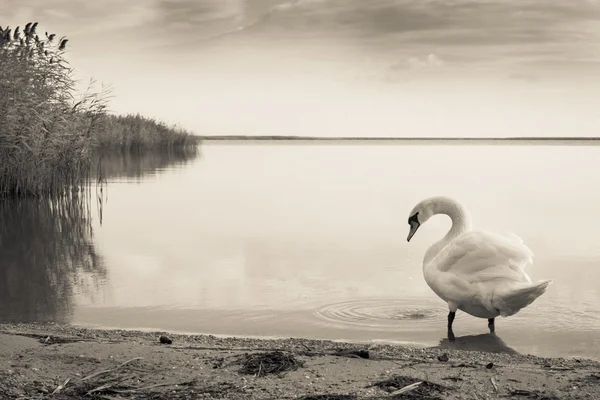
[197, 135, 600, 142]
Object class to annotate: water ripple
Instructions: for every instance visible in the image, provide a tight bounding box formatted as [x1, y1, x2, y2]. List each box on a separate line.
[314, 298, 447, 331]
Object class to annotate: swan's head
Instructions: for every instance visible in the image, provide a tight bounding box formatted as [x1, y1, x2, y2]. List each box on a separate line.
[406, 199, 435, 242]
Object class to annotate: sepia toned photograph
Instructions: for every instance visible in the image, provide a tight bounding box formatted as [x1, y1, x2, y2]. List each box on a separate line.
[1, 1, 599, 399]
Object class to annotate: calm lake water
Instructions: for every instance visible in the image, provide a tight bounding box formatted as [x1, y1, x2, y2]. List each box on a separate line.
[1, 141, 599, 360]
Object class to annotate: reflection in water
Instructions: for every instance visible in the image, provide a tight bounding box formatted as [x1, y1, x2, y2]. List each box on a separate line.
[0, 196, 105, 323]
[93, 147, 200, 181]
[0, 148, 201, 324]
[435, 333, 519, 355]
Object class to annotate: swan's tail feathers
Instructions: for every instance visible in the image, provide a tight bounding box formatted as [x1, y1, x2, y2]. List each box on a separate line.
[495, 279, 552, 317]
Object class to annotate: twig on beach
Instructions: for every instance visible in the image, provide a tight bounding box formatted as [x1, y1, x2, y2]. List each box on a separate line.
[84, 373, 136, 396]
[491, 377, 499, 392]
[81, 357, 143, 381]
[86, 382, 116, 396]
[370, 375, 448, 398]
[51, 378, 70, 394]
[544, 365, 574, 371]
[112, 379, 196, 393]
[389, 381, 422, 396]
[300, 343, 313, 352]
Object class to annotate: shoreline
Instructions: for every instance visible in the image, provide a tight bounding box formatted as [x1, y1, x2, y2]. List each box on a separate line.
[1, 323, 598, 399]
[70, 323, 433, 352]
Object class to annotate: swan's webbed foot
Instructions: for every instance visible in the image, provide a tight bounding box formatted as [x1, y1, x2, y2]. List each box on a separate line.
[488, 318, 495, 333]
[447, 311, 456, 342]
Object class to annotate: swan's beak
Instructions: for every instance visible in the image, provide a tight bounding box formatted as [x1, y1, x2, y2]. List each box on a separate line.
[407, 221, 420, 242]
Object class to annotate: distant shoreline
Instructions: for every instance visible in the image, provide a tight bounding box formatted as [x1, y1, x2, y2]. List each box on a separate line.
[198, 135, 600, 143]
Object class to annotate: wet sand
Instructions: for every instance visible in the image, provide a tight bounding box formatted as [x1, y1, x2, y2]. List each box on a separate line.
[1, 323, 598, 399]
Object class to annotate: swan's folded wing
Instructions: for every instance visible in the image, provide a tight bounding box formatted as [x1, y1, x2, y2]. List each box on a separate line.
[428, 231, 534, 283]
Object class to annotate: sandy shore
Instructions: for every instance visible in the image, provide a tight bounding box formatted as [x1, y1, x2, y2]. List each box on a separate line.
[0, 323, 598, 399]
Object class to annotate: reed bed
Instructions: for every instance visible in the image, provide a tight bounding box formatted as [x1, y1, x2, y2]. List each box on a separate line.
[0, 22, 199, 199]
[95, 113, 200, 152]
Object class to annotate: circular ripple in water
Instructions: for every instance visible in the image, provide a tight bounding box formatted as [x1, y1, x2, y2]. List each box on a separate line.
[314, 298, 447, 331]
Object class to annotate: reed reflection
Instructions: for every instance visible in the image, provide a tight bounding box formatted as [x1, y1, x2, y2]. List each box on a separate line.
[0, 195, 105, 323]
[93, 147, 200, 181]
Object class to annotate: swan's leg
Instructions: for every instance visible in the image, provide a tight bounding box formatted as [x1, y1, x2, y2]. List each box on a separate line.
[447, 312, 456, 341]
[447, 302, 458, 341]
[488, 318, 495, 333]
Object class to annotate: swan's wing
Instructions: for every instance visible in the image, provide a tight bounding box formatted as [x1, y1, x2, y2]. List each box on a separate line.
[428, 231, 534, 283]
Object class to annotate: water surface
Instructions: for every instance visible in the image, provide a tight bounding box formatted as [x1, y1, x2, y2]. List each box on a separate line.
[1, 142, 599, 360]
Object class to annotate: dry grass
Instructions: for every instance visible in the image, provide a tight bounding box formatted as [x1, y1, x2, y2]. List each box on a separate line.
[0, 23, 109, 197]
[0, 22, 199, 198]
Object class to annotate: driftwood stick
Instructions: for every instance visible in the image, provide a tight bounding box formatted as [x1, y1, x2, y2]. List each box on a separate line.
[51, 378, 70, 394]
[491, 377, 499, 392]
[390, 381, 422, 396]
[113, 380, 196, 393]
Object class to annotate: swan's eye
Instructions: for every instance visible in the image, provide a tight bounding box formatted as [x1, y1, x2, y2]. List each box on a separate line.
[408, 212, 419, 225]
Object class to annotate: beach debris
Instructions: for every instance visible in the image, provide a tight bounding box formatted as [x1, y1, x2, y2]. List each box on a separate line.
[543, 364, 573, 371]
[159, 334, 173, 344]
[299, 395, 357, 400]
[333, 349, 370, 359]
[491, 377, 499, 392]
[211, 356, 225, 369]
[369, 375, 448, 398]
[51, 378, 70, 394]
[56, 357, 199, 398]
[486, 362, 494, 369]
[80, 357, 144, 382]
[238, 350, 303, 377]
[437, 353, 449, 362]
[450, 362, 477, 368]
[390, 381, 423, 396]
[441, 376, 463, 382]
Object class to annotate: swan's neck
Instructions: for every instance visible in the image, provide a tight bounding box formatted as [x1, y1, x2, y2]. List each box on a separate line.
[423, 197, 473, 265]
[436, 197, 473, 241]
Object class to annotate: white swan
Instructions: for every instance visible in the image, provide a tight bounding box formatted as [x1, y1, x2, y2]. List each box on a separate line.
[406, 196, 552, 341]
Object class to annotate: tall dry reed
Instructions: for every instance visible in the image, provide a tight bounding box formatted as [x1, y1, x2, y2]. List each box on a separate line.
[0, 23, 110, 197]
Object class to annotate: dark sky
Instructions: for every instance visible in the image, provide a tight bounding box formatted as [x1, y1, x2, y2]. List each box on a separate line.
[2, 0, 599, 136]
